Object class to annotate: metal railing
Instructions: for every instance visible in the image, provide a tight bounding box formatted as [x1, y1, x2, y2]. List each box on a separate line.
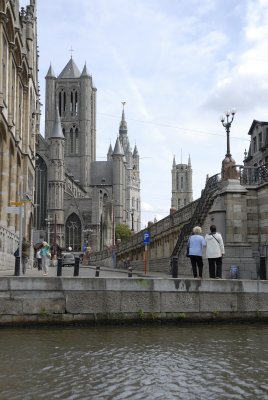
[240, 163, 268, 186]
[171, 173, 221, 258]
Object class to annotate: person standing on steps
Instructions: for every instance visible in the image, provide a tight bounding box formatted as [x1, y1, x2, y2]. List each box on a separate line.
[188, 226, 206, 279]
[205, 225, 225, 279]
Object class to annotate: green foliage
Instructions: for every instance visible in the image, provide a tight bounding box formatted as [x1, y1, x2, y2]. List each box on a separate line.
[115, 224, 132, 241]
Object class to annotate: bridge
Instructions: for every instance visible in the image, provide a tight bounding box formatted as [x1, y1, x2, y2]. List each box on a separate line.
[91, 164, 268, 280]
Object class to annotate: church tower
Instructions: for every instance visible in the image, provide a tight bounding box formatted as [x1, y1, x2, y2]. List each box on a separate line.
[171, 155, 193, 210]
[47, 109, 65, 250]
[45, 58, 96, 191]
[118, 103, 140, 232]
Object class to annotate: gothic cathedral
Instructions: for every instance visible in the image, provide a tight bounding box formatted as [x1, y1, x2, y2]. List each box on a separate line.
[35, 57, 141, 252]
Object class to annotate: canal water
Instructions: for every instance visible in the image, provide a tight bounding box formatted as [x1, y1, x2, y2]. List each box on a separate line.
[0, 323, 267, 399]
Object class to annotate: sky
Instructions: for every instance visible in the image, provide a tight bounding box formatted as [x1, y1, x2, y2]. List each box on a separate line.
[21, 0, 268, 228]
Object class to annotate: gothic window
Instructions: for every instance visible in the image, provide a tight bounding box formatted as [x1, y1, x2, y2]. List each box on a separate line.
[75, 128, 79, 153]
[75, 91, 78, 115]
[178, 199, 180, 209]
[63, 91, 66, 112]
[65, 213, 82, 252]
[70, 128, 74, 153]
[70, 91, 73, 113]
[181, 176, 183, 190]
[59, 92, 61, 116]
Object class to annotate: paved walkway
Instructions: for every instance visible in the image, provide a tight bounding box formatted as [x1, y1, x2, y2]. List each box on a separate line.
[0, 264, 173, 279]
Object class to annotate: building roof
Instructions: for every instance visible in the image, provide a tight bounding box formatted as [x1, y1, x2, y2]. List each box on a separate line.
[90, 161, 113, 185]
[46, 64, 56, 78]
[58, 57, 81, 79]
[248, 119, 268, 135]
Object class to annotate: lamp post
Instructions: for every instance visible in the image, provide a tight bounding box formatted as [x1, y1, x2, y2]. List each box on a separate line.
[45, 217, 53, 245]
[220, 109, 236, 158]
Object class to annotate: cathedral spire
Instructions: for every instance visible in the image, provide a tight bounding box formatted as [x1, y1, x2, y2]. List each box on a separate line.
[50, 107, 64, 138]
[119, 101, 127, 133]
[46, 63, 56, 78]
[81, 62, 90, 77]
[188, 154, 191, 167]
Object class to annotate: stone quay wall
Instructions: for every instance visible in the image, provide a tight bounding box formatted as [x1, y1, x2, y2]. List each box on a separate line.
[0, 277, 267, 325]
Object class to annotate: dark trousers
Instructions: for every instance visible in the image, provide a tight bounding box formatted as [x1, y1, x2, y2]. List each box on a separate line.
[37, 258, 42, 271]
[190, 255, 203, 278]
[208, 257, 222, 278]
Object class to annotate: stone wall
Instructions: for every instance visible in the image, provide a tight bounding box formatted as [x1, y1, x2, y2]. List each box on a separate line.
[0, 277, 267, 325]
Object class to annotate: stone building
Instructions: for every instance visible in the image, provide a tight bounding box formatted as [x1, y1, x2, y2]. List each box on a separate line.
[171, 155, 193, 210]
[0, 0, 39, 269]
[35, 58, 141, 253]
[243, 120, 268, 167]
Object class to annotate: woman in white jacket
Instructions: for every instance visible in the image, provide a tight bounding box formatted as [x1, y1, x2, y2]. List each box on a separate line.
[205, 225, 225, 279]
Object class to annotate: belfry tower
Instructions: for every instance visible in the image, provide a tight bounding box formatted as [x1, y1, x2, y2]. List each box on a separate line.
[45, 58, 96, 191]
[171, 155, 193, 210]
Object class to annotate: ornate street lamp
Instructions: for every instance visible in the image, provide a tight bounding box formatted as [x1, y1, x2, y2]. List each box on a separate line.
[220, 109, 236, 158]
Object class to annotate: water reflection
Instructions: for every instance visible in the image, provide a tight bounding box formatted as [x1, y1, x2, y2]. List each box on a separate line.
[0, 324, 267, 399]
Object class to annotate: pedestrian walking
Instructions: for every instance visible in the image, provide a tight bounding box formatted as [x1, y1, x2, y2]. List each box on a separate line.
[205, 225, 225, 279]
[39, 241, 51, 276]
[188, 226, 206, 278]
[36, 247, 42, 271]
[22, 236, 31, 274]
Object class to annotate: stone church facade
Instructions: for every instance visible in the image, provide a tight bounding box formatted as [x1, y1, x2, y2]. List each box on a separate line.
[35, 57, 141, 253]
[0, 0, 39, 269]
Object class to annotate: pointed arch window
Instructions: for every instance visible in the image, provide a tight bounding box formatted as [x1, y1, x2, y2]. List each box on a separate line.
[75, 91, 78, 115]
[70, 91, 73, 114]
[75, 128, 79, 153]
[65, 213, 82, 252]
[59, 92, 61, 116]
[70, 128, 74, 153]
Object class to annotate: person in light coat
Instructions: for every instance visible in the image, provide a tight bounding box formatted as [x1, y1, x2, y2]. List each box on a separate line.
[188, 226, 206, 279]
[205, 225, 225, 279]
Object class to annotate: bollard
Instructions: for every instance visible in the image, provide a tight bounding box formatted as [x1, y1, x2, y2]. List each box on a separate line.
[74, 257, 80, 276]
[14, 256, 20, 276]
[128, 266, 132, 277]
[95, 266, 100, 277]
[171, 256, 178, 278]
[57, 258, 62, 276]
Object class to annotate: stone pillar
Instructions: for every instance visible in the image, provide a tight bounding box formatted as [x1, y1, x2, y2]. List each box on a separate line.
[217, 179, 257, 279]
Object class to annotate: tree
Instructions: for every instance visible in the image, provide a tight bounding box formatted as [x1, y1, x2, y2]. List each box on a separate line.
[115, 224, 132, 241]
